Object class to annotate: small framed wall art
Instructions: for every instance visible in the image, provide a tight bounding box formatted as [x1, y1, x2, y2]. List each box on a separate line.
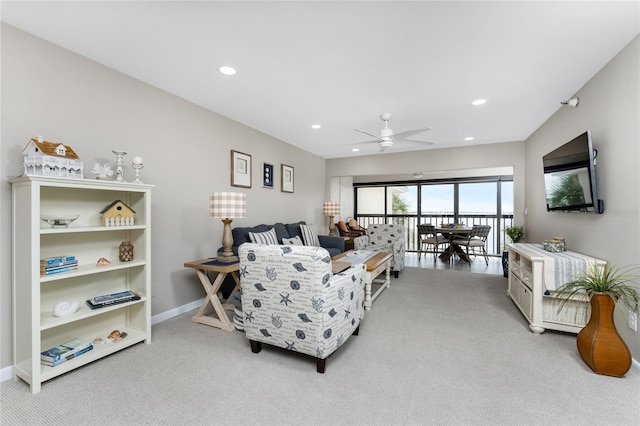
[230, 150, 252, 188]
[281, 164, 294, 193]
[262, 163, 274, 188]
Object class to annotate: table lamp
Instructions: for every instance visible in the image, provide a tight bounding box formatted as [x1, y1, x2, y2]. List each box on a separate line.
[323, 201, 340, 236]
[210, 192, 246, 262]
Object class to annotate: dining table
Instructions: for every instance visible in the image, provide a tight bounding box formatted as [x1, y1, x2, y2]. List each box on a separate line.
[435, 227, 472, 263]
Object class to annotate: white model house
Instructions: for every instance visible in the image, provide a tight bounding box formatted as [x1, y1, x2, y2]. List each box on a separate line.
[22, 137, 83, 178]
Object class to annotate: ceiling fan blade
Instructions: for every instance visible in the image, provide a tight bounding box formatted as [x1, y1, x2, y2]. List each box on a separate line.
[354, 128, 383, 141]
[401, 139, 435, 145]
[391, 127, 431, 139]
[354, 139, 382, 145]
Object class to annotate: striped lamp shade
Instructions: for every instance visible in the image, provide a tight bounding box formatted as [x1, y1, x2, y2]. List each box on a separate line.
[210, 192, 247, 219]
[323, 202, 340, 216]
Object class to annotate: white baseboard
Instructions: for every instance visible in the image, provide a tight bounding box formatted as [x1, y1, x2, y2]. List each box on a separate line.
[151, 298, 204, 325]
[1, 365, 14, 382]
[1, 298, 205, 383]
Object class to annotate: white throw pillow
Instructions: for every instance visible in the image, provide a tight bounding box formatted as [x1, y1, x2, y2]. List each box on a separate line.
[248, 228, 278, 245]
[282, 235, 303, 246]
[299, 224, 320, 247]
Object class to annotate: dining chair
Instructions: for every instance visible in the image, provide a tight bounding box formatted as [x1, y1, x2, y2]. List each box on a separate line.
[453, 225, 492, 265]
[417, 224, 447, 260]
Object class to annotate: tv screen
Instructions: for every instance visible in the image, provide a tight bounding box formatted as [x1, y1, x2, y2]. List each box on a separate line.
[543, 130, 604, 214]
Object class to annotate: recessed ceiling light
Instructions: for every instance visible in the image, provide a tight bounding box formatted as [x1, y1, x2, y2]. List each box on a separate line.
[352, 148, 360, 152]
[472, 99, 487, 106]
[464, 137, 474, 141]
[311, 124, 321, 129]
[219, 66, 237, 76]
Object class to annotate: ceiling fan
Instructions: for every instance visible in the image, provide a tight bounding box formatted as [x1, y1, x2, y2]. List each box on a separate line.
[354, 113, 434, 152]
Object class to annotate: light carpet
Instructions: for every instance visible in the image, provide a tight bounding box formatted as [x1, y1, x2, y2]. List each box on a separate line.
[2, 267, 638, 425]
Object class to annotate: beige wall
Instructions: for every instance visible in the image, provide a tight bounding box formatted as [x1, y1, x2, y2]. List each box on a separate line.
[524, 35, 640, 359]
[0, 24, 328, 371]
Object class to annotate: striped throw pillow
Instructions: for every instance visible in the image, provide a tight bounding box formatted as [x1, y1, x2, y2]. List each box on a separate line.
[248, 228, 278, 245]
[300, 224, 320, 247]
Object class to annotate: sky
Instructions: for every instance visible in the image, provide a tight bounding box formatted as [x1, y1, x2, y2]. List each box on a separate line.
[395, 181, 514, 215]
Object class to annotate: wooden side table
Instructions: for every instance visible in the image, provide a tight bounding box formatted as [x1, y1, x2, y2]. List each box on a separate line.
[184, 258, 240, 332]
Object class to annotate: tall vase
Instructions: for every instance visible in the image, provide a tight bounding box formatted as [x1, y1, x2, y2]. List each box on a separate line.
[577, 292, 631, 377]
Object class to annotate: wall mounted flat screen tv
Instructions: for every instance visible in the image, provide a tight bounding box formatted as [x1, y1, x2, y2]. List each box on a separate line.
[543, 130, 604, 214]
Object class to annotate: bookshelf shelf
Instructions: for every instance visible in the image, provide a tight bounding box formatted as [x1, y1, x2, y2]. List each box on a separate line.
[39, 326, 147, 382]
[39, 260, 147, 282]
[40, 297, 147, 330]
[11, 175, 153, 393]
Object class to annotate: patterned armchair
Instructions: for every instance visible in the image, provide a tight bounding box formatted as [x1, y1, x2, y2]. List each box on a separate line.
[238, 243, 366, 373]
[353, 223, 405, 277]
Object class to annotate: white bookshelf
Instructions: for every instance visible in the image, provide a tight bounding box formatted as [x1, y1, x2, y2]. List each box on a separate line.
[11, 175, 153, 393]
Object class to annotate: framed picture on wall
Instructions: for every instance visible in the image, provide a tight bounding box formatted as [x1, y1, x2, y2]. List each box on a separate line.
[281, 164, 294, 193]
[262, 163, 274, 188]
[231, 150, 252, 188]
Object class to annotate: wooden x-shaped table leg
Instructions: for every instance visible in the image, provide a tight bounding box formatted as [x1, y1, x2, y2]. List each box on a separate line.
[191, 268, 240, 332]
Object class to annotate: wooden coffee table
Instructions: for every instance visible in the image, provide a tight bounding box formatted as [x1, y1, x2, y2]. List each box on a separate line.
[332, 250, 392, 311]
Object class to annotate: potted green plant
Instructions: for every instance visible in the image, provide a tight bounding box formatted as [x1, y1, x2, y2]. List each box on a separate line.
[503, 225, 525, 277]
[505, 225, 525, 243]
[555, 263, 640, 377]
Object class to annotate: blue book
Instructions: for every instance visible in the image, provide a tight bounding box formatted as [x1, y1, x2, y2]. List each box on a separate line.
[42, 344, 93, 367]
[89, 290, 139, 305]
[41, 338, 92, 362]
[41, 260, 78, 271]
[41, 265, 78, 275]
[40, 255, 76, 267]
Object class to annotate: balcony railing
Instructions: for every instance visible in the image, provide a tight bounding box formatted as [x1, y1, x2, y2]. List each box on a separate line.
[355, 214, 514, 256]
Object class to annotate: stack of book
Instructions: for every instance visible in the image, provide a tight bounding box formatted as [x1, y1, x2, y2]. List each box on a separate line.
[41, 337, 93, 367]
[86, 290, 141, 310]
[41, 255, 78, 275]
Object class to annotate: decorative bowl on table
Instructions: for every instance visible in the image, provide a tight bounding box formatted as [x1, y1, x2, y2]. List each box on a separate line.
[41, 214, 79, 228]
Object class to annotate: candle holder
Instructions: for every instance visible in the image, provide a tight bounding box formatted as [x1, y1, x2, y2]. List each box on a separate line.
[112, 150, 127, 182]
[132, 162, 144, 183]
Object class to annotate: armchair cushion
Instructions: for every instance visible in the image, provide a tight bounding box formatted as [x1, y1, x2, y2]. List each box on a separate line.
[337, 221, 349, 234]
[239, 243, 366, 372]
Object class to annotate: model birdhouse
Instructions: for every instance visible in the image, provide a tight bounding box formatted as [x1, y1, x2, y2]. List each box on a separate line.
[100, 200, 136, 226]
[22, 136, 83, 178]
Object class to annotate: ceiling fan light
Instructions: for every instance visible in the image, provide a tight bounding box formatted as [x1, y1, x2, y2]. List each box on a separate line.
[379, 140, 394, 148]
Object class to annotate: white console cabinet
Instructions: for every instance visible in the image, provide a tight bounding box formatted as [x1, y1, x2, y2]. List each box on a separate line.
[507, 243, 605, 334]
[11, 176, 153, 393]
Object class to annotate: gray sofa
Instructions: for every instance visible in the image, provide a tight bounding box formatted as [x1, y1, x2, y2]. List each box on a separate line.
[227, 221, 345, 257]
